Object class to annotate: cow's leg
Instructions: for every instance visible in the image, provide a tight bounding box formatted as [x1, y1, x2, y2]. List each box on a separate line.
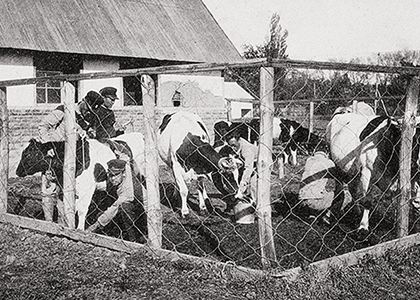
[359, 208, 370, 232]
[75, 174, 97, 230]
[412, 182, 420, 212]
[172, 162, 190, 217]
[41, 174, 59, 222]
[357, 167, 372, 232]
[197, 177, 209, 213]
[289, 148, 298, 166]
[283, 152, 289, 166]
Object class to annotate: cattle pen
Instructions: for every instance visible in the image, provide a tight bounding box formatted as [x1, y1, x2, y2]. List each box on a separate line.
[1, 58, 420, 281]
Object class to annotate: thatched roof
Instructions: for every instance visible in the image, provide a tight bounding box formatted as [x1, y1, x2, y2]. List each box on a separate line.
[0, 0, 242, 63]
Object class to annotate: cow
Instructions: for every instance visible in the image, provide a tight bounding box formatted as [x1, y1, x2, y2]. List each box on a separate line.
[279, 118, 327, 166]
[213, 119, 261, 149]
[157, 111, 239, 217]
[326, 112, 420, 232]
[213, 117, 324, 166]
[15, 132, 146, 230]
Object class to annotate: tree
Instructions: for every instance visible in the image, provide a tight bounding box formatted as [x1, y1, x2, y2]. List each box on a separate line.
[226, 13, 288, 106]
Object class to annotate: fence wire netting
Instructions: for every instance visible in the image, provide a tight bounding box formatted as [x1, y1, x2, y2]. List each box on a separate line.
[3, 60, 420, 272]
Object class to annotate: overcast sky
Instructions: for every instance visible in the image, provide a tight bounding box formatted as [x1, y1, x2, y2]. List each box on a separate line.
[202, 0, 420, 61]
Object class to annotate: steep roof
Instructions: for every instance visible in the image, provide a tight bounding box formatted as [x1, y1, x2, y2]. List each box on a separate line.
[0, 0, 242, 63]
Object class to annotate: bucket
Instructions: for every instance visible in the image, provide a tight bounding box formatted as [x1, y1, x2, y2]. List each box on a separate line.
[234, 201, 255, 224]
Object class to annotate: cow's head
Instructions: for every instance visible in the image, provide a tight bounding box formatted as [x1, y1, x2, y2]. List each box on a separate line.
[16, 139, 62, 178]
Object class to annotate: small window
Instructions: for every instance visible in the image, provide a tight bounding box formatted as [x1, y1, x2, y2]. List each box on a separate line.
[172, 91, 183, 107]
[36, 70, 63, 104]
[123, 76, 143, 106]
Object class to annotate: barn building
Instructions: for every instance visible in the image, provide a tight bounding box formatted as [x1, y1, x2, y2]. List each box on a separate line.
[0, 0, 247, 175]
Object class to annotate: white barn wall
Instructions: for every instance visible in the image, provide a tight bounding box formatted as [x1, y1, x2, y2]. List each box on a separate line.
[157, 74, 225, 111]
[0, 53, 35, 107]
[79, 59, 123, 107]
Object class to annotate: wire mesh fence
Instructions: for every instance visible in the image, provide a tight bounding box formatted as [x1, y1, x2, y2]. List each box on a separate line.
[1, 58, 420, 274]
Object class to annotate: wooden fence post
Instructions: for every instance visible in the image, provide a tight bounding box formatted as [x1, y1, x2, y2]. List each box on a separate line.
[309, 101, 314, 133]
[398, 76, 419, 237]
[62, 82, 76, 228]
[0, 88, 8, 214]
[141, 74, 162, 249]
[258, 66, 277, 269]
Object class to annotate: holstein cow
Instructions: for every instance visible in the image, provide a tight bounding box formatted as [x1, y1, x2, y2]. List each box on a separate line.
[279, 118, 327, 166]
[157, 111, 239, 217]
[326, 112, 420, 232]
[16, 132, 145, 230]
[213, 117, 324, 166]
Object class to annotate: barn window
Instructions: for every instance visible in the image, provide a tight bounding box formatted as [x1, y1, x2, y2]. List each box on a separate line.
[172, 91, 183, 107]
[123, 76, 143, 106]
[36, 70, 63, 104]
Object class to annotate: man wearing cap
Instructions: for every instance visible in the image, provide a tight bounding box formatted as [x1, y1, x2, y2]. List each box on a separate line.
[86, 158, 135, 232]
[35, 90, 104, 224]
[90, 86, 124, 142]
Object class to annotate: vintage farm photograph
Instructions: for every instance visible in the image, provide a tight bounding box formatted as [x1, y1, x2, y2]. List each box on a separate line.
[1, 0, 420, 299]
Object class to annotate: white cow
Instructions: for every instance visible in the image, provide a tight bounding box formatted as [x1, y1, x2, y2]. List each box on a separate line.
[157, 111, 239, 217]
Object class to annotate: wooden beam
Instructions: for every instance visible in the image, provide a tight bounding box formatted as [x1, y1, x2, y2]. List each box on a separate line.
[141, 75, 162, 249]
[0, 213, 266, 281]
[62, 83, 77, 228]
[257, 66, 277, 269]
[0, 58, 419, 88]
[398, 76, 419, 237]
[0, 88, 8, 214]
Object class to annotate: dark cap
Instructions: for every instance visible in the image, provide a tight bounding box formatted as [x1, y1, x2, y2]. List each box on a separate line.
[107, 159, 127, 176]
[99, 86, 118, 100]
[84, 90, 104, 109]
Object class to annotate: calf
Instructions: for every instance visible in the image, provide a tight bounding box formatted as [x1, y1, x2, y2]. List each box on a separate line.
[158, 111, 239, 217]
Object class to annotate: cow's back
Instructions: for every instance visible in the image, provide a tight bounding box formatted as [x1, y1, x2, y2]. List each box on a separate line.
[327, 113, 378, 174]
[158, 111, 210, 163]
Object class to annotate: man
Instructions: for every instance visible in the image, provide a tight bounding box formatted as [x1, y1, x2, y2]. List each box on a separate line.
[298, 146, 337, 225]
[86, 159, 135, 232]
[92, 86, 124, 142]
[225, 131, 258, 206]
[36, 91, 103, 224]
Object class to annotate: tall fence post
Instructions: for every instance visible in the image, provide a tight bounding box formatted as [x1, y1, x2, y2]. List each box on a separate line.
[141, 74, 162, 249]
[398, 76, 419, 237]
[62, 82, 77, 228]
[258, 66, 277, 269]
[0, 88, 8, 214]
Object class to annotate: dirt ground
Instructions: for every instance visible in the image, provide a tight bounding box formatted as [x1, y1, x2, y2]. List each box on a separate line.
[7, 156, 420, 272]
[2, 222, 420, 299]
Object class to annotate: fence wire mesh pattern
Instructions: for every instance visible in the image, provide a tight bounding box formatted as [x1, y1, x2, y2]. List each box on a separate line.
[3, 59, 420, 272]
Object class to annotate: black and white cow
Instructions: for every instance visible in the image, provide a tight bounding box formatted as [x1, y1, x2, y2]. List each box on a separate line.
[16, 132, 146, 230]
[279, 118, 327, 166]
[157, 111, 239, 217]
[327, 112, 420, 232]
[213, 119, 261, 149]
[213, 117, 325, 166]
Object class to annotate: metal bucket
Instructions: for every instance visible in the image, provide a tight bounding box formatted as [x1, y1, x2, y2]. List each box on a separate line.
[234, 201, 255, 224]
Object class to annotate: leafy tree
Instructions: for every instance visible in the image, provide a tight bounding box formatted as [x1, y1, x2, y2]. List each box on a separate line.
[226, 13, 288, 105]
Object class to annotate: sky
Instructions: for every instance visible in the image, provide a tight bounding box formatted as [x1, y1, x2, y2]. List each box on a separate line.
[202, 0, 420, 61]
